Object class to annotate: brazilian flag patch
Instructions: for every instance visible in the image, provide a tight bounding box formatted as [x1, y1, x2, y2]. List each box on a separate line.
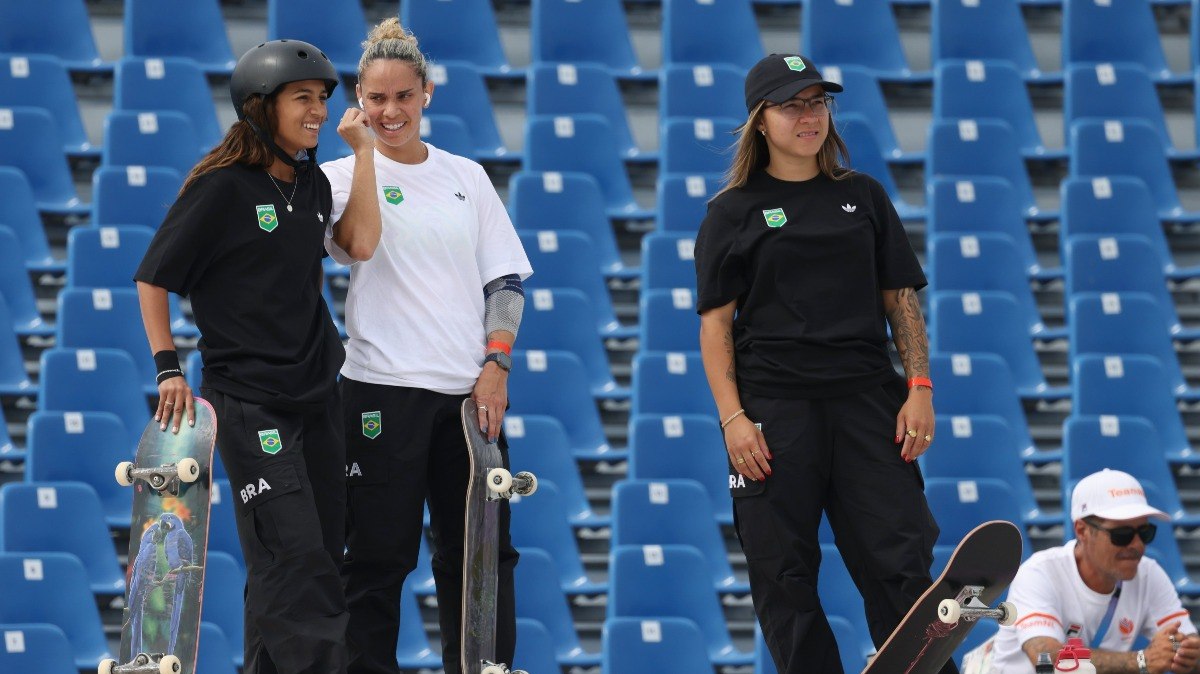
[382, 186, 404, 205]
[362, 411, 381, 440]
[762, 208, 787, 228]
[258, 429, 282, 455]
[256, 204, 279, 232]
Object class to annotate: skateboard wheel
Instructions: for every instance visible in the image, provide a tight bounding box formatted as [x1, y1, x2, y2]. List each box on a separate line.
[177, 458, 200, 483]
[115, 461, 134, 487]
[937, 598, 961, 624]
[514, 471, 537, 496]
[159, 654, 181, 674]
[487, 467, 513, 494]
[98, 658, 116, 674]
[997, 601, 1017, 626]
[480, 666, 506, 674]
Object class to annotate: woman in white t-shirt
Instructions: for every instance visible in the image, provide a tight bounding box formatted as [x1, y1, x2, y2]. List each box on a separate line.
[320, 18, 532, 674]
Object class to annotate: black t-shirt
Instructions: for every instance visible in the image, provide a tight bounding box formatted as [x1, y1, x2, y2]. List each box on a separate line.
[694, 170, 926, 399]
[134, 162, 345, 411]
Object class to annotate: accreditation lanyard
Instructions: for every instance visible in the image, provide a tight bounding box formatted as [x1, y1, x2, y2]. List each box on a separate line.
[1093, 582, 1123, 646]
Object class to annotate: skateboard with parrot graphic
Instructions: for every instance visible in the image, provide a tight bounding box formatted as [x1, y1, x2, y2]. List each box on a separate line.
[100, 398, 217, 674]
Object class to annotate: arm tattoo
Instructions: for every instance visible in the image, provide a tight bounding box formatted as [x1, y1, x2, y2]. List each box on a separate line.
[887, 288, 930, 378]
[724, 330, 735, 383]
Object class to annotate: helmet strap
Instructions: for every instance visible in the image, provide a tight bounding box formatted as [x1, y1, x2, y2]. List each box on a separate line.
[245, 118, 318, 171]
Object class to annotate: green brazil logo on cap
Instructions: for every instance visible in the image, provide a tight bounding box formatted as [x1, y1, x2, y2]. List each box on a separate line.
[763, 208, 787, 228]
[784, 56, 807, 72]
[383, 186, 404, 205]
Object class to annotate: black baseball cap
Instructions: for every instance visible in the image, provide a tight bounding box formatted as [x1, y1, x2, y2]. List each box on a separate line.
[744, 54, 843, 113]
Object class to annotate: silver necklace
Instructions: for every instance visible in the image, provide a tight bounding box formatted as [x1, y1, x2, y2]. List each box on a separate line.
[265, 170, 298, 212]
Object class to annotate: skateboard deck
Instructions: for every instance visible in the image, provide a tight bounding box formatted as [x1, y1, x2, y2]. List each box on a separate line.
[862, 520, 1022, 674]
[459, 399, 536, 674]
[102, 399, 217, 674]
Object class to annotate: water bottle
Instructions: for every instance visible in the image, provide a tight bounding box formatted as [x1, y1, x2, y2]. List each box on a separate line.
[1055, 638, 1097, 674]
[1035, 652, 1054, 673]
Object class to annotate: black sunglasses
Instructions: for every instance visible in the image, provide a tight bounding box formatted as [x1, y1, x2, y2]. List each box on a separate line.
[1084, 518, 1157, 547]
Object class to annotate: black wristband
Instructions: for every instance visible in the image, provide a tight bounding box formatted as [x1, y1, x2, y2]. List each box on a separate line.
[153, 350, 184, 385]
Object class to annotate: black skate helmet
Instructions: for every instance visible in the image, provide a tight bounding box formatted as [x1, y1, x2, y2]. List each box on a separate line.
[230, 39, 339, 121]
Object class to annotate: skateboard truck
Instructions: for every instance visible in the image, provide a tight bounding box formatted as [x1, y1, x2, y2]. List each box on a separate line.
[936, 586, 1017, 626]
[98, 653, 182, 674]
[480, 661, 529, 674]
[114, 458, 201, 496]
[484, 468, 537, 501]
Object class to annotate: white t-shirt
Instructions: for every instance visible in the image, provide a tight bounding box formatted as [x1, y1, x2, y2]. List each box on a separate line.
[322, 145, 532, 394]
[988, 540, 1195, 674]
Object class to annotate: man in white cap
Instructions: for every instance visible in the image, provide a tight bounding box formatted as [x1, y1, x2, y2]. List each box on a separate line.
[986, 469, 1200, 673]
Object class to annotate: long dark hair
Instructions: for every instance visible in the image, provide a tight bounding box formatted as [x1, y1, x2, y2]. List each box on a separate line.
[179, 94, 279, 196]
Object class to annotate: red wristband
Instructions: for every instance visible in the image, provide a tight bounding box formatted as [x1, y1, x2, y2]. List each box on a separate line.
[486, 340, 512, 356]
[908, 377, 933, 391]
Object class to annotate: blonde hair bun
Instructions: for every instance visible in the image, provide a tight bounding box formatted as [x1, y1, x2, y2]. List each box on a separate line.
[363, 17, 418, 50]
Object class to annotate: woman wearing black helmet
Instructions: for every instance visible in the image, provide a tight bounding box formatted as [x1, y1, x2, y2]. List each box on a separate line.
[134, 39, 378, 674]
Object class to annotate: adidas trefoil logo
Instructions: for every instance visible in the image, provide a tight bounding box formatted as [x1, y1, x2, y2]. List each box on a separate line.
[842, 203, 856, 213]
[455, 192, 466, 201]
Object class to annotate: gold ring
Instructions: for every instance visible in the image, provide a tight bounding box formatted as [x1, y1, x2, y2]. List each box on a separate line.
[478, 405, 488, 411]
[924, 435, 932, 442]
[751, 451, 759, 456]
[906, 429, 917, 438]
[736, 458, 746, 464]
[164, 402, 174, 407]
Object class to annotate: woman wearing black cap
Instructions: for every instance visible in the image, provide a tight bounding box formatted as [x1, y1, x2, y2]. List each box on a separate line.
[134, 39, 378, 674]
[695, 54, 949, 673]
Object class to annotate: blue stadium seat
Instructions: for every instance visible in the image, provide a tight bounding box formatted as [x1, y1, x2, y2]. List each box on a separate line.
[1063, 415, 1200, 527]
[401, 0, 516, 78]
[641, 232, 697, 292]
[197, 622, 237, 674]
[1063, 0, 1185, 84]
[926, 177, 1049, 279]
[817, 545, 878, 661]
[659, 64, 747, 122]
[57, 288, 156, 394]
[39, 348, 151, 451]
[663, 0, 763, 71]
[408, 531, 436, 597]
[1142, 537, 1200, 596]
[632, 351, 716, 416]
[0, 226, 51, 336]
[103, 111, 202, 178]
[124, 0, 236, 74]
[0, 409, 15, 463]
[660, 117, 740, 175]
[524, 115, 652, 219]
[639, 288, 701, 353]
[609, 545, 751, 665]
[208, 481, 244, 571]
[1060, 176, 1198, 279]
[321, 278, 345, 340]
[504, 415, 604, 527]
[0, 482, 125, 595]
[25, 412, 135, 528]
[115, 57, 223, 153]
[316, 90, 351, 161]
[531, 0, 644, 79]
[510, 482, 605, 594]
[527, 63, 643, 161]
[0, 107, 85, 214]
[603, 617, 714, 674]
[396, 579, 440, 669]
[931, 0, 1054, 83]
[0, 623, 77, 674]
[1073, 354, 1198, 464]
[927, 233, 1061, 339]
[1068, 293, 1195, 399]
[837, 114, 924, 220]
[0, 553, 112, 668]
[930, 291, 1063, 400]
[67, 225, 154, 288]
[509, 350, 618, 460]
[934, 60, 1061, 160]
[426, 62, 509, 161]
[514, 618, 562, 673]
[0, 297, 33, 397]
[91, 165, 183, 230]
[514, 547, 600, 666]
[0, 0, 108, 73]
[627, 414, 733, 526]
[802, 0, 927, 82]
[612, 480, 748, 593]
[418, 114, 475, 159]
[519, 230, 633, 338]
[927, 118, 1049, 220]
[0, 54, 93, 155]
[755, 617, 870, 674]
[924, 478, 1031, 554]
[1063, 234, 1195, 339]
[920, 415, 1056, 527]
[507, 171, 627, 276]
[0, 168, 56, 271]
[1069, 118, 1199, 222]
[201, 551, 245, 668]
[266, 0, 366, 76]
[520, 289, 624, 398]
[930, 353, 1046, 462]
[656, 172, 722, 234]
[824, 64, 915, 163]
[1065, 63, 1189, 161]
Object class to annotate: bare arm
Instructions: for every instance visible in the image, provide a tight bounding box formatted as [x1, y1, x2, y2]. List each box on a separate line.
[699, 301, 770, 481]
[331, 109, 381, 261]
[136, 281, 194, 432]
[882, 287, 933, 460]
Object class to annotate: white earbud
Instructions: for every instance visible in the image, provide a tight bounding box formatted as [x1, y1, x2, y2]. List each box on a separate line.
[424, 92, 431, 108]
[358, 97, 364, 108]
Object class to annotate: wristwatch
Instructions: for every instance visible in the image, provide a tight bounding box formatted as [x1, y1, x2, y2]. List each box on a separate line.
[483, 351, 512, 372]
[1137, 649, 1149, 674]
